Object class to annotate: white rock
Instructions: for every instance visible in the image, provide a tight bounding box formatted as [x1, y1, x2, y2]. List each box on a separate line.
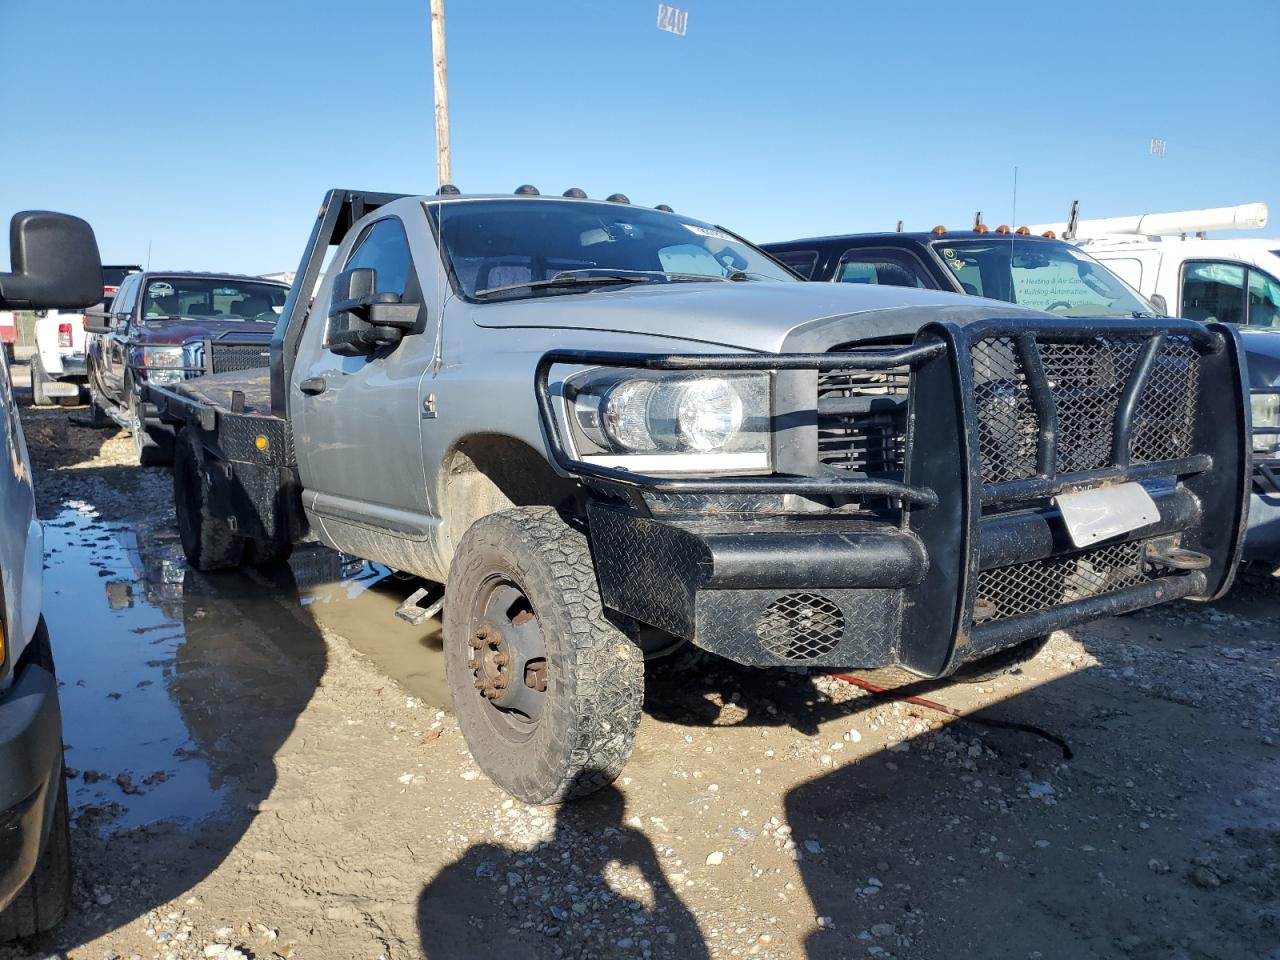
[705, 851, 724, 866]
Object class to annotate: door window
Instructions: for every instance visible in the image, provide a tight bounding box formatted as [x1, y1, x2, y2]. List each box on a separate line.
[114, 275, 139, 315]
[835, 249, 929, 288]
[770, 250, 819, 279]
[1181, 261, 1245, 325]
[344, 218, 413, 295]
[1247, 269, 1280, 328]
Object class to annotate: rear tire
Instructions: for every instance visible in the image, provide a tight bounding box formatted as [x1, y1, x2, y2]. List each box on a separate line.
[174, 428, 244, 571]
[244, 537, 293, 569]
[0, 776, 72, 941]
[30, 355, 52, 406]
[444, 507, 644, 804]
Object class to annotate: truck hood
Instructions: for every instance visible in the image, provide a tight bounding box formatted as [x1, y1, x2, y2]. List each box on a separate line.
[1238, 328, 1280, 388]
[468, 281, 1046, 351]
[135, 318, 276, 346]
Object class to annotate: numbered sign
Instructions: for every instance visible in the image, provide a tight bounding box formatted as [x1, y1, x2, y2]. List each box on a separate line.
[657, 3, 688, 36]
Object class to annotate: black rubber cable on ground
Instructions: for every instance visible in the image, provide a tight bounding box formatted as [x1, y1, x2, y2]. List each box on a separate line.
[827, 672, 1073, 760]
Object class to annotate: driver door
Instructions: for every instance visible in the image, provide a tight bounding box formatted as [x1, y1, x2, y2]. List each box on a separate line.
[292, 216, 436, 552]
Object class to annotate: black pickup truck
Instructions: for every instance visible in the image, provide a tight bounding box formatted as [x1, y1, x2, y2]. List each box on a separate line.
[86, 272, 288, 464]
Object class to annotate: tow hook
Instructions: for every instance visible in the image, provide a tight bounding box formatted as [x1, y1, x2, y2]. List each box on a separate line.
[1143, 543, 1211, 571]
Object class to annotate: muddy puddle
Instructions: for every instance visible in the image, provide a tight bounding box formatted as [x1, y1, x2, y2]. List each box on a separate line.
[43, 505, 446, 833]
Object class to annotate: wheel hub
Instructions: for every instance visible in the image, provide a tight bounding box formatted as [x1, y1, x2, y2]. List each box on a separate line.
[467, 586, 549, 722]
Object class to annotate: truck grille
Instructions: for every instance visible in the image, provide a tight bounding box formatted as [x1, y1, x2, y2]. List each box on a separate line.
[208, 341, 272, 375]
[816, 362, 910, 478]
[972, 335, 1199, 485]
[975, 539, 1154, 622]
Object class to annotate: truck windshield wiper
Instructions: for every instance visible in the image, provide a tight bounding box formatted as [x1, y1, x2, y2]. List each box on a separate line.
[474, 273, 654, 298]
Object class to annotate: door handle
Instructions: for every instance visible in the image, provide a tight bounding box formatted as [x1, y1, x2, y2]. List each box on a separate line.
[299, 377, 327, 396]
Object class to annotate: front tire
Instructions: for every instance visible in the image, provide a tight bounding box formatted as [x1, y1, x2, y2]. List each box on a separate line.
[953, 635, 1051, 683]
[0, 776, 72, 941]
[128, 387, 174, 466]
[173, 428, 244, 571]
[444, 507, 643, 804]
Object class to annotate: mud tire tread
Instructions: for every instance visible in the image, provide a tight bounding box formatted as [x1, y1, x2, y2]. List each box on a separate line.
[173, 428, 244, 571]
[444, 506, 643, 804]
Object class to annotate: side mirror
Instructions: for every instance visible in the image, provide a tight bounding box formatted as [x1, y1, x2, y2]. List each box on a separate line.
[0, 211, 102, 310]
[1148, 293, 1169, 316]
[327, 267, 422, 357]
[84, 309, 113, 335]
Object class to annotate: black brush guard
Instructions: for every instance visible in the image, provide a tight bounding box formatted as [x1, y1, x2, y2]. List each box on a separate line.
[535, 318, 1250, 677]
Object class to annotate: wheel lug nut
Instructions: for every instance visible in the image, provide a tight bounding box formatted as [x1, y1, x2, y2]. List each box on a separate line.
[492, 652, 510, 666]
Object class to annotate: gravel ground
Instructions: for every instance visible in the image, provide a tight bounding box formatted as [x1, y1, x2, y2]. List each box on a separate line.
[3, 360, 1278, 960]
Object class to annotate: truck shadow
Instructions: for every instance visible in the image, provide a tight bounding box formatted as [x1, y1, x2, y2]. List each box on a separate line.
[416, 779, 711, 960]
[780, 606, 1279, 958]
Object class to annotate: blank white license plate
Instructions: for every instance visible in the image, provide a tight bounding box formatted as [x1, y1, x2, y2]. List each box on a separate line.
[1056, 482, 1160, 548]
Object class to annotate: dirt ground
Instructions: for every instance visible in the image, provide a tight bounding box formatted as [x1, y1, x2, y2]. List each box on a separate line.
[3, 359, 1278, 960]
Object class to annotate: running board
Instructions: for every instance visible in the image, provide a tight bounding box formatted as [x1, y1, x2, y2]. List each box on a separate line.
[395, 586, 445, 625]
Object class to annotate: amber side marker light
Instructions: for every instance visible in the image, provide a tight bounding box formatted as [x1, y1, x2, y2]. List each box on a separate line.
[255, 435, 269, 452]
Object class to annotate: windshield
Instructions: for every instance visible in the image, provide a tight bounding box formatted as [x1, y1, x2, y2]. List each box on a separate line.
[428, 199, 795, 300]
[928, 238, 1153, 317]
[142, 277, 289, 321]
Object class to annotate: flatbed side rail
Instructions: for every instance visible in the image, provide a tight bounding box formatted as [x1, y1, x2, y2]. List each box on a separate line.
[534, 344, 944, 506]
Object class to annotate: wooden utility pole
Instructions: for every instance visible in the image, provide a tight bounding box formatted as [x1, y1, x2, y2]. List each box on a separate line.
[430, 0, 451, 187]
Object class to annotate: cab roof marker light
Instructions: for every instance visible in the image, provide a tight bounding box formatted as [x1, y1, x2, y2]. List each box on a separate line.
[655, 204, 674, 213]
[436, 184, 461, 195]
[974, 224, 989, 234]
[1042, 230, 1057, 239]
[995, 224, 1011, 235]
[563, 188, 588, 199]
[606, 193, 631, 204]
[515, 184, 540, 196]
[1015, 226, 1031, 235]
[932, 225, 947, 235]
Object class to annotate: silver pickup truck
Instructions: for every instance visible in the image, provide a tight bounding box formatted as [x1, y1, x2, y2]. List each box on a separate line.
[151, 189, 1251, 804]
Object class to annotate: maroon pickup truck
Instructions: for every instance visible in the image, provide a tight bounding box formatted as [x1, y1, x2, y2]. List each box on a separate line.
[86, 271, 289, 464]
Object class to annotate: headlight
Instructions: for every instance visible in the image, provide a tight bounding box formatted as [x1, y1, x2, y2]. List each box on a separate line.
[139, 346, 186, 385]
[566, 369, 770, 474]
[1252, 392, 1280, 458]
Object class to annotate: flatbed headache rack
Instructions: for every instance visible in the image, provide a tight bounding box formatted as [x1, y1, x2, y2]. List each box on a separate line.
[145, 189, 412, 545]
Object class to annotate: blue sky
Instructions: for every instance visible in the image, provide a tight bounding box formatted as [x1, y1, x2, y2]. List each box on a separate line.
[2, 0, 1276, 274]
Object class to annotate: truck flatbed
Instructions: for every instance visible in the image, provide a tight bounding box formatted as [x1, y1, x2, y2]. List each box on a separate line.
[174, 369, 275, 418]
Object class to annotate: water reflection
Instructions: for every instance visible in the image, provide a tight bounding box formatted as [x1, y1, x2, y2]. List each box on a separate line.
[43, 505, 446, 834]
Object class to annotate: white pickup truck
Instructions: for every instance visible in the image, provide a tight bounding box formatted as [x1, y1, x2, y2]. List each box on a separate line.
[31, 264, 139, 405]
[1035, 204, 1280, 564]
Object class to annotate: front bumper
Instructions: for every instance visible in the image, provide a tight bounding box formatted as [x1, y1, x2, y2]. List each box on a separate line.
[539, 319, 1250, 677]
[0, 629, 64, 912]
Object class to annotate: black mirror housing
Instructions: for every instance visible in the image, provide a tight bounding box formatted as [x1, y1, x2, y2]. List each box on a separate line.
[1149, 293, 1169, 316]
[327, 266, 423, 357]
[0, 211, 102, 310]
